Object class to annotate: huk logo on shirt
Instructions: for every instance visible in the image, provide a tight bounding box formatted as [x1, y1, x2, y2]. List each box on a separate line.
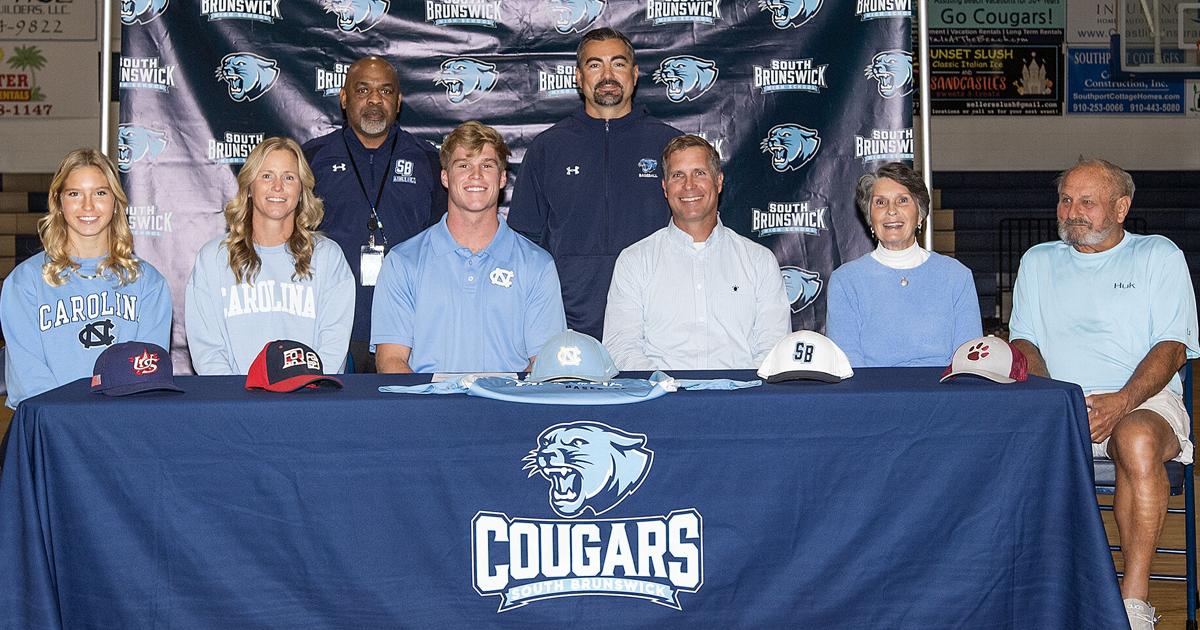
[201, 0, 282, 23]
[130, 350, 160, 375]
[645, 0, 721, 25]
[548, 0, 605, 33]
[490, 267, 515, 288]
[121, 0, 169, 25]
[758, 0, 821, 29]
[119, 57, 177, 93]
[425, 0, 504, 27]
[394, 159, 417, 184]
[472, 422, 704, 611]
[323, 0, 389, 33]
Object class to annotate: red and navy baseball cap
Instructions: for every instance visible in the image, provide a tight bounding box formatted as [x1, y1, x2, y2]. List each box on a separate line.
[91, 341, 184, 397]
[245, 340, 343, 392]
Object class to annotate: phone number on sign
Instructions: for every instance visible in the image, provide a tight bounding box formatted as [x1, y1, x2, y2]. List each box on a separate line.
[0, 104, 53, 116]
[0, 20, 64, 36]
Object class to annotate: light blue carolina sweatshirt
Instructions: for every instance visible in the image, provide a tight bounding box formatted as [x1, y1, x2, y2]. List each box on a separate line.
[185, 235, 354, 375]
[0, 253, 172, 408]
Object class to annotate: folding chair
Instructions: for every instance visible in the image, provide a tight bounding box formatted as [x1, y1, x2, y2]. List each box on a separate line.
[1094, 361, 1197, 629]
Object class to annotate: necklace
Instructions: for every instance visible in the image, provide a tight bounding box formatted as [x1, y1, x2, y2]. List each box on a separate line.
[75, 268, 105, 280]
[899, 276, 909, 287]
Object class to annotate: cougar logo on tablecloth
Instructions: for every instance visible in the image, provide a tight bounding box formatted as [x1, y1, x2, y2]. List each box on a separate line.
[472, 421, 704, 611]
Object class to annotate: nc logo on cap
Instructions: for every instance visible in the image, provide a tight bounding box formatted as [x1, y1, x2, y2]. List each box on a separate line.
[556, 345, 583, 366]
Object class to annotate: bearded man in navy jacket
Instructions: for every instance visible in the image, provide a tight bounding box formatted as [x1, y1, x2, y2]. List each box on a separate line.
[507, 28, 681, 340]
[303, 56, 446, 373]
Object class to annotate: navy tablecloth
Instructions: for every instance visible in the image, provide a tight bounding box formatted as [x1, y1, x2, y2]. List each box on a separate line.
[0, 368, 1125, 628]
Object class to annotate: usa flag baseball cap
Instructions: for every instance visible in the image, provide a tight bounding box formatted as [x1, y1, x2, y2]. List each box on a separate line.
[758, 331, 854, 384]
[246, 340, 343, 392]
[91, 341, 184, 396]
[940, 335, 1028, 384]
[527, 329, 619, 383]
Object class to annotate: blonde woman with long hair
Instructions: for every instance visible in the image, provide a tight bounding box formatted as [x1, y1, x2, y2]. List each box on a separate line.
[0, 148, 171, 408]
[185, 137, 353, 374]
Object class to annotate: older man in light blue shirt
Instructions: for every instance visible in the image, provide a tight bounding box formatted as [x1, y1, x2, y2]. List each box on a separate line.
[371, 122, 565, 373]
[603, 135, 790, 370]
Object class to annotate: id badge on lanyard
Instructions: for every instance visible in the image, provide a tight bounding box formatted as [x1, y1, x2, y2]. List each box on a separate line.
[360, 243, 385, 287]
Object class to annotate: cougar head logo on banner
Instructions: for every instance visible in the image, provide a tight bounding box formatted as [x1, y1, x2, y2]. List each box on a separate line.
[523, 421, 652, 517]
[121, 0, 169, 25]
[216, 53, 279, 103]
[116, 125, 168, 173]
[760, 123, 821, 172]
[324, 0, 389, 33]
[654, 56, 719, 102]
[435, 58, 498, 104]
[757, 0, 822, 29]
[548, 0, 605, 34]
[864, 50, 914, 99]
[781, 266, 823, 313]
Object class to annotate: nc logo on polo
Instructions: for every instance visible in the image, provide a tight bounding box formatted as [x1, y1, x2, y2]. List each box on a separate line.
[757, 0, 822, 29]
[760, 123, 820, 172]
[548, 0, 604, 33]
[524, 421, 652, 517]
[116, 124, 168, 173]
[323, 0, 389, 33]
[435, 58, 498, 104]
[864, 50, 914, 99]
[653, 56, 718, 102]
[121, 0, 169, 25]
[215, 53, 279, 103]
[781, 266, 822, 313]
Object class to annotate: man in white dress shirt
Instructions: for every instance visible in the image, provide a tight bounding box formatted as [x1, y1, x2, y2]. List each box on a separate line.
[602, 135, 790, 370]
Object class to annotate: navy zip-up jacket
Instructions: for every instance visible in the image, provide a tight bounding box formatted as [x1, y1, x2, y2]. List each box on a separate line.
[508, 106, 680, 340]
[303, 124, 446, 345]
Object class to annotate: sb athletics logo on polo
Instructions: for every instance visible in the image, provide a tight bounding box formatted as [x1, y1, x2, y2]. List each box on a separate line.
[472, 422, 704, 611]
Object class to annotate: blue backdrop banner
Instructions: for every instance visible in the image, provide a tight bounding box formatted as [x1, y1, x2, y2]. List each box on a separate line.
[119, 1, 913, 369]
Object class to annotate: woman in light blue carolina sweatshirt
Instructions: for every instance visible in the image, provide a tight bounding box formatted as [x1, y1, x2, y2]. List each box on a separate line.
[0, 149, 172, 408]
[186, 137, 353, 375]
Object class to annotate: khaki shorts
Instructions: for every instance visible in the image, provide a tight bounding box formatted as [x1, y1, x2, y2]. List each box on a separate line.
[1091, 388, 1194, 465]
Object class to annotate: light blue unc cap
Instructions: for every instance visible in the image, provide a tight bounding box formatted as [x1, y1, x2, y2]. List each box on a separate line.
[527, 329, 619, 383]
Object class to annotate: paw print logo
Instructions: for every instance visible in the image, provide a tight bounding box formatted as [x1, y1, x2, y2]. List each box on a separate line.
[966, 342, 990, 362]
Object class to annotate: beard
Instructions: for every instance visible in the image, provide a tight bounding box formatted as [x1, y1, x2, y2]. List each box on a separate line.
[1058, 218, 1119, 248]
[590, 79, 625, 107]
[356, 105, 391, 137]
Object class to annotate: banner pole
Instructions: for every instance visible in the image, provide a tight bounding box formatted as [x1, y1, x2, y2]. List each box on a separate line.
[918, 0, 933, 251]
[101, 0, 113, 154]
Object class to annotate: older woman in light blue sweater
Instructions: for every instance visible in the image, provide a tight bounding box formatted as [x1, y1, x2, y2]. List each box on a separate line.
[826, 163, 981, 367]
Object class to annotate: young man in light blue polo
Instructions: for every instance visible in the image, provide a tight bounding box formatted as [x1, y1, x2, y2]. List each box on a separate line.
[370, 121, 566, 373]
